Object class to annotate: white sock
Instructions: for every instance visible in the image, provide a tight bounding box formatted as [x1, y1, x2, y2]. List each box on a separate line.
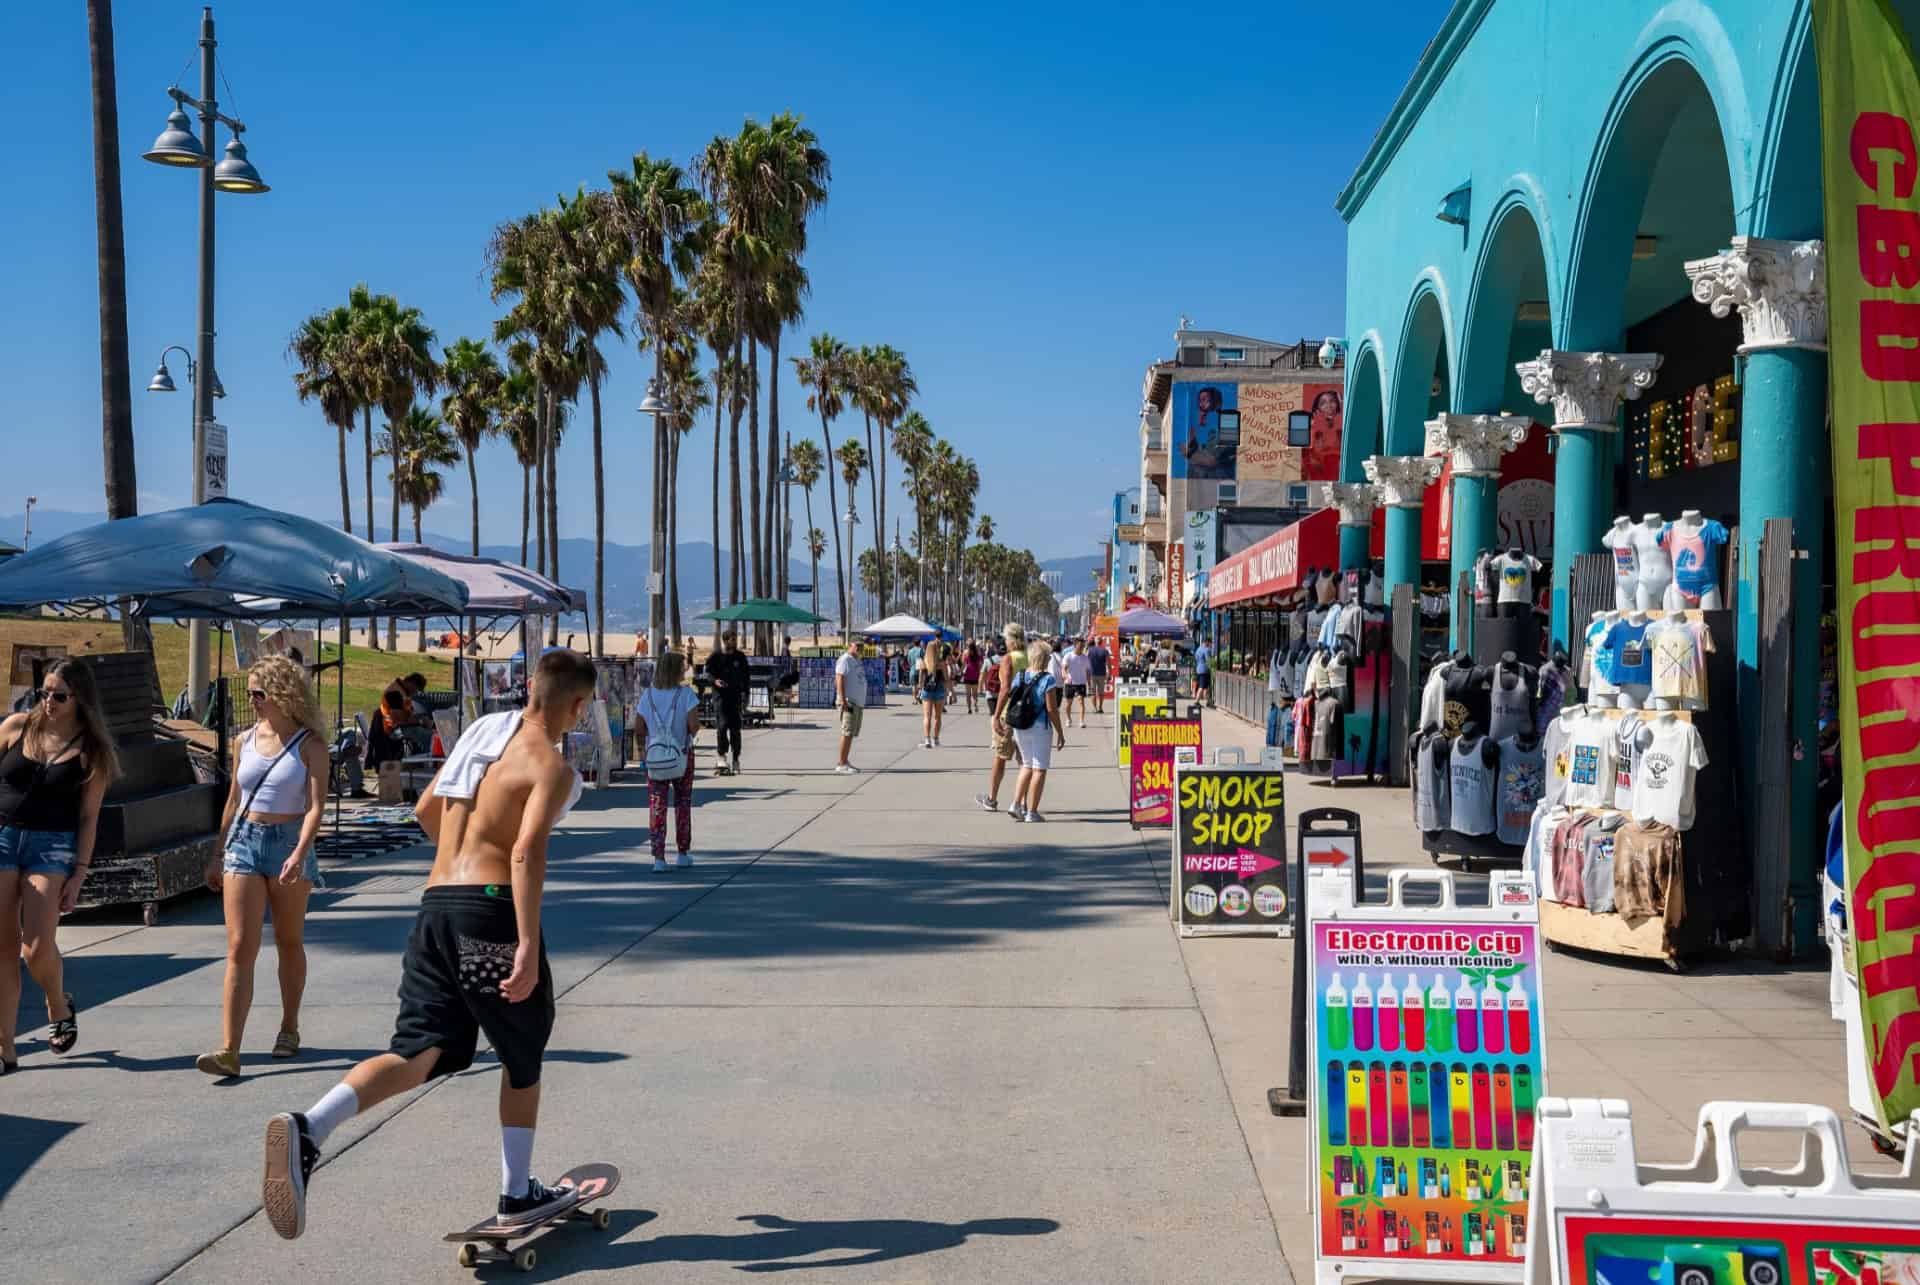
[501, 1126, 535, 1198]
[303, 1084, 359, 1146]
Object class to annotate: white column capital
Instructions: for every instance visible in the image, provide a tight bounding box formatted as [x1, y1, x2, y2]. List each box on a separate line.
[1683, 235, 1828, 353]
[1306, 481, 1378, 527]
[1514, 349, 1662, 431]
[1363, 454, 1444, 507]
[1422, 413, 1529, 478]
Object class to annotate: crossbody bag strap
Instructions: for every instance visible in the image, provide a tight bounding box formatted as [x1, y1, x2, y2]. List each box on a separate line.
[236, 728, 310, 822]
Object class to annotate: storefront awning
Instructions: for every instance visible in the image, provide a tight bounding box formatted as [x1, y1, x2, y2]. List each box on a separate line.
[1207, 507, 1337, 608]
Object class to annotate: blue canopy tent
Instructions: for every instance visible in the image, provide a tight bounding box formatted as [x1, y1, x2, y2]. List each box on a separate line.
[0, 498, 467, 619]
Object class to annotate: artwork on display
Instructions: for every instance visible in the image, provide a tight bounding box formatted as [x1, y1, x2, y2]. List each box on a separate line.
[1239, 382, 1306, 483]
[795, 657, 838, 709]
[1308, 869, 1545, 1283]
[860, 656, 889, 708]
[1172, 383, 1238, 481]
[1172, 758, 1289, 935]
[233, 623, 262, 670]
[1526, 1096, 1920, 1285]
[1128, 715, 1202, 828]
[482, 660, 515, 702]
[1170, 381, 1346, 492]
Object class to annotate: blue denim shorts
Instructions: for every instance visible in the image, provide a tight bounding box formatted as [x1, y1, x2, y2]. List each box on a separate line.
[223, 819, 321, 886]
[0, 824, 78, 877]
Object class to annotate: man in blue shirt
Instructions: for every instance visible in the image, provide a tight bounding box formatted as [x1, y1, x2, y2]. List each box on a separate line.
[1193, 640, 1213, 705]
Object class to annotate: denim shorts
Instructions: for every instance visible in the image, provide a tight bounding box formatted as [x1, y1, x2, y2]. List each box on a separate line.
[0, 824, 78, 877]
[224, 819, 321, 885]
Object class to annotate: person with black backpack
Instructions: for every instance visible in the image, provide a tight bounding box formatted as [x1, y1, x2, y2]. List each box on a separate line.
[975, 624, 1028, 813]
[1005, 640, 1066, 823]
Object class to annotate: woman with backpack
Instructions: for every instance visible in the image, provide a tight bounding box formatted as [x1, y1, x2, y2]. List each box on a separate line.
[961, 642, 983, 714]
[974, 624, 1029, 814]
[197, 656, 329, 1078]
[1006, 640, 1067, 823]
[636, 651, 702, 873]
[916, 641, 949, 749]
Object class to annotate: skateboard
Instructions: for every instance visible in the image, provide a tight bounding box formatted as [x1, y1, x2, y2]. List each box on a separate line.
[442, 1162, 621, 1272]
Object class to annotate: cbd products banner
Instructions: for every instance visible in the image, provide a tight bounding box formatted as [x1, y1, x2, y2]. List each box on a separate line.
[1816, 0, 1920, 1133]
[1526, 1098, 1920, 1285]
[1129, 715, 1202, 827]
[1116, 684, 1169, 768]
[1173, 760, 1289, 935]
[1309, 870, 1546, 1283]
[1092, 615, 1120, 702]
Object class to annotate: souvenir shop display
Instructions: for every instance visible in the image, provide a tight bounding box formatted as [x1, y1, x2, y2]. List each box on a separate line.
[1413, 652, 1554, 869]
[1523, 521, 1743, 962]
[1307, 868, 1547, 1285]
[1272, 567, 1393, 782]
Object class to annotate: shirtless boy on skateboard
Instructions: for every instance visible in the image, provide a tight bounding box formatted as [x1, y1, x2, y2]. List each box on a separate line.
[260, 649, 596, 1241]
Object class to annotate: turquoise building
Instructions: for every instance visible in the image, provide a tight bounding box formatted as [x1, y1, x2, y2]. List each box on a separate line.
[1331, 0, 1899, 953]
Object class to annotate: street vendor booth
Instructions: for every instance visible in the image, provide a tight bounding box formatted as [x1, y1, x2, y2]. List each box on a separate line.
[697, 598, 825, 723]
[1207, 508, 1336, 725]
[0, 499, 467, 922]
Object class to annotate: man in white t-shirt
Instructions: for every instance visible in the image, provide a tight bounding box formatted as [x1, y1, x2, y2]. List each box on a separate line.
[834, 639, 867, 775]
[1062, 644, 1092, 729]
[1631, 716, 1709, 829]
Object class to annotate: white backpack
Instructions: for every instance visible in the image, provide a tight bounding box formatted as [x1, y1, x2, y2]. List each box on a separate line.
[640, 689, 689, 782]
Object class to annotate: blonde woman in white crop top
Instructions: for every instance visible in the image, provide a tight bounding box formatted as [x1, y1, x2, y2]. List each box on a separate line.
[196, 656, 331, 1080]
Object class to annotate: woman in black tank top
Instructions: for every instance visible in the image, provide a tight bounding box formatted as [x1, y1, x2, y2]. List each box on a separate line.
[0, 659, 118, 1072]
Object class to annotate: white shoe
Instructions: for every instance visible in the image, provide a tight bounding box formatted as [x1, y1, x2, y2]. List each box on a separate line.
[729, 753, 741, 775]
[834, 764, 858, 775]
[932, 739, 940, 748]
[653, 858, 667, 873]
[674, 852, 693, 868]
[922, 738, 932, 749]
[1008, 805, 1028, 822]
[974, 794, 999, 812]
[1024, 812, 1047, 823]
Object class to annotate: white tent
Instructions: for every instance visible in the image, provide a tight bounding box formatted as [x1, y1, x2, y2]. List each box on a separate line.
[861, 612, 938, 639]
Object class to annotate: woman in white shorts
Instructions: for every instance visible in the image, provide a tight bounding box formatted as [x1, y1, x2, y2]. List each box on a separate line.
[1008, 641, 1067, 823]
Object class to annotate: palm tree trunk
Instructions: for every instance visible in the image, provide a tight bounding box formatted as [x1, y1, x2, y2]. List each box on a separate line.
[728, 342, 744, 607]
[767, 333, 783, 608]
[388, 458, 401, 650]
[590, 371, 606, 657]
[466, 445, 480, 653]
[876, 422, 888, 614]
[534, 386, 548, 578]
[87, 0, 135, 527]
[519, 461, 530, 567]
[546, 392, 560, 646]
[338, 424, 353, 533]
[415, 506, 427, 652]
[711, 372, 724, 650]
[364, 406, 379, 649]
[747, 339, 764, 606]
[820, 413, 844, 642]
[803, 487, 818, 647]
[863, 412, 882, 623]
[669, 423, 683, 644]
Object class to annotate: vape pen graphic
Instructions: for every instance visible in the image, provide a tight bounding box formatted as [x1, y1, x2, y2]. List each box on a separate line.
[1348, 1064, 1368, 1146]
[1378, 973, 1401, 1053]
[1401, 975, 1425, 1052]
[1428, 1061, 1450, 1148]
[1353, 973, 1376, 1051]
[1493, 1064, 1515, 1151]
[1506, 979, 1531, 1054]
[1390, 1062, 1410, 1147]
[1369, 1063, 1388, 1146]
[1326, 971, 1350, 1050]
[1409, 1063, 1430, 1148]
[1481, 980, 1506, 1055]
[1426, 974, 1453, 1053]
[1472, 1064, 1494, 1150]
[1449, 1063, 1471, 1145]
[1514, 1065, 1535, 1151]
[1454, 975, 1479, 1053]
[1328, 1059, 1347, 1147]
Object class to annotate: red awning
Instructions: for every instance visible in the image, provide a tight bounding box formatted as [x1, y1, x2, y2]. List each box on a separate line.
[1208, 508, 1339, 607]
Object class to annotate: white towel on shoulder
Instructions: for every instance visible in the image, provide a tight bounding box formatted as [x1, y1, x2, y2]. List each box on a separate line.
[435, 710, 583, 820]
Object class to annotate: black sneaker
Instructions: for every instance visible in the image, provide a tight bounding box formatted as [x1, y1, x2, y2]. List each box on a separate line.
[263, 1111, 320, 1240]
[497, 1176, 574, 1226]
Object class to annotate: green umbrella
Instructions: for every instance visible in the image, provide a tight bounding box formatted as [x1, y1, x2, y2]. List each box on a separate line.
[696, 597, 827, 624]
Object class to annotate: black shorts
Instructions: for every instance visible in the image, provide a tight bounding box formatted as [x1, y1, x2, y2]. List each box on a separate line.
[390, 886, 554, 1089]
[1065, 684, 1087, 698]
[1195, 671, 1213, 690]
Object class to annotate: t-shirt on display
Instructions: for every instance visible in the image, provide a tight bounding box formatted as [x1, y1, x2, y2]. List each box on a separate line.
[1600, 618, 1653, 688]
[1541, 714, 1575, 809]
[1563, 711, 1617, 809]
[1494, 737, 1544, 846]
[1447, 736, 1498, 836]
[1492, 552, 1544, 605]
[1663, 518, 1729, 606]
[1613, 819, 1686, 932]
[1630, 717, 1709, 830]
[1413, 732, 1450, 832]
[1487, 666, 1534, 744]
[1648, 617, 1714, 708]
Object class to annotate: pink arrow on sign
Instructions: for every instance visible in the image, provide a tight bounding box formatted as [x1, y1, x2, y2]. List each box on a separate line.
[1236, 849, 1284, 877]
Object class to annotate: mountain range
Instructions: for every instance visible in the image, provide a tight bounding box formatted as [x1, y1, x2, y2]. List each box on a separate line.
[0, 508, 1102, 628]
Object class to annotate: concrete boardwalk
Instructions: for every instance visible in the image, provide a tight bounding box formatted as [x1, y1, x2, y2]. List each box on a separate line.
[3, 698, 1286, 1284]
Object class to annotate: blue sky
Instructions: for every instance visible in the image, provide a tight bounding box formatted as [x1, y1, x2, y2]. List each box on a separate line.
[2, 0, 1445, 560]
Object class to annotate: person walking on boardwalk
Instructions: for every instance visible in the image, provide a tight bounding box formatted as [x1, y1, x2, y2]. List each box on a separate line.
[707, 629, 751, 777]
[1006, 640, 1067, 823]
[917, 641, 949, 748]
[834, 638, 867, 774]
[259, 649, 597, 1240]
[0, 659, 118, 1072]
[196, 656, 331, 1078]
[636, 651, 701, 872]
[974, 624, 1028, 813]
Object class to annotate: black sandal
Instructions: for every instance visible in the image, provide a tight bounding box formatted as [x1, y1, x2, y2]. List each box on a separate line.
[48, 993, 77, 1055]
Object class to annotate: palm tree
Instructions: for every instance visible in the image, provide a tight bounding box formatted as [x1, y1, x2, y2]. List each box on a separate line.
[350, 285, 439, 647]
[835, 438, 868, 628]
[691, 260, 735, 642]
[862, 345, 914, 612]
[604, 152, 706, 650]
[891, 411, 934, 615]
[793, 334, 853, 638]
[379, 406, 459, 649]
[88, 0, 135, 529]
[440, 338, 502, 557]
[489, 211, 567, 583]
[788, 439, 823, 638]
[805, 527, 827, 646]
[665, 359, 709, 644]
[975, 513, 996, 628]
[753, 254, 808, 628]
[497, 359, 538, 565]
[289, 303, 361, 533]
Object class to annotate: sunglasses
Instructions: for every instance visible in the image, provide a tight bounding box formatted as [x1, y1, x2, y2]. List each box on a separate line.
[38, 688, 70, 704]
[247, 689, 269, 702]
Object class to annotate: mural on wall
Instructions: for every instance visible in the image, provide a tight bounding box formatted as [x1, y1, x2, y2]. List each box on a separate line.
[1174, 381, 1346, 501]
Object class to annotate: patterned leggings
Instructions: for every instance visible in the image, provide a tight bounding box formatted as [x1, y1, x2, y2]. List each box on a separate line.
[647, 760, 694, 858]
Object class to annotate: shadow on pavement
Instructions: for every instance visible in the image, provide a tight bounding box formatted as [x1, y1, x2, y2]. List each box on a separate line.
[0, 1112, 81, 1205]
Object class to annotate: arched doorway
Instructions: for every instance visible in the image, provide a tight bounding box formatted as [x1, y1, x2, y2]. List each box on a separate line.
[1389, 286, 1451, 454]
[1342, 343, 1385, 483]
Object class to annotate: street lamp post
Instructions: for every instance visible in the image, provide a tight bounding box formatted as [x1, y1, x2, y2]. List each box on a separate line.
[842, 500, 860, 635]
[637, 377, 669, 657]
[142, 5, 268, 716]
[22, 496, 37, 550]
